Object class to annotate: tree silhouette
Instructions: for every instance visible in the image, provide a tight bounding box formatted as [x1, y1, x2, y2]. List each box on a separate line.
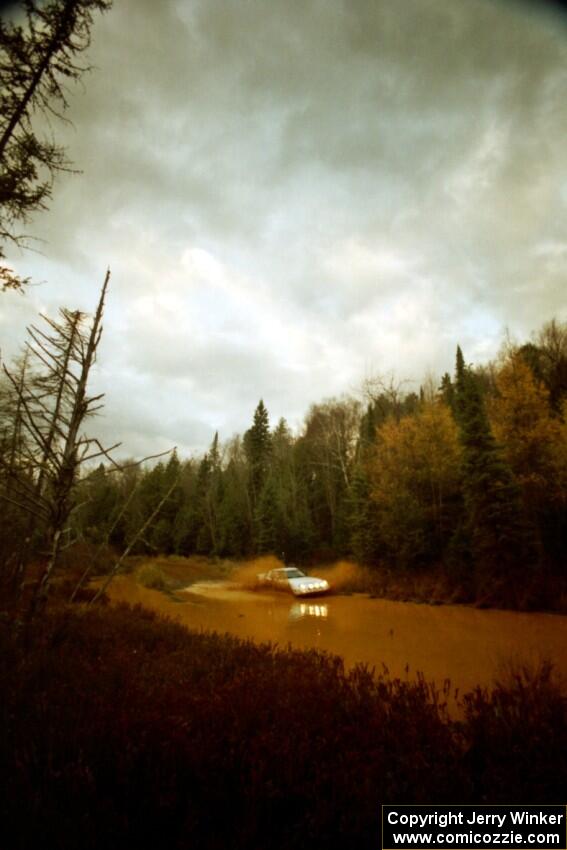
[0, 0, 112, 289]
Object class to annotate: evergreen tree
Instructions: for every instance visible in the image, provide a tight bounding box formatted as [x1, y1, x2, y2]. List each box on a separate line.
[453, 346, 536, 581]
[438, 372, 455, 412]
[244, 400, 271, 510]
[358, 403, 377, 457]
[217, 456, 251, 556]
[75, 463, 120, 544]
[153, 450, 183, 553]
[490, 352, 567, 568]
[349, 465, 380, 565]
[255, 475, 281, 554]
[195, 453, 213, 554]
[202, 432, 224, 554]
[172, 459, 199, 554]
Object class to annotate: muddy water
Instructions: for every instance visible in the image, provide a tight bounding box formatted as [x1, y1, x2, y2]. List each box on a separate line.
[103, 575, 567, 701]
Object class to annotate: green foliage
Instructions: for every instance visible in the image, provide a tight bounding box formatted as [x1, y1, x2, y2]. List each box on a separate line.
[32, 324, 562, 609]
[74, 464, 121, 544]
[348, 466, 381, 565]
[3, 317, 564, 607]
[255, 475, 280, 553]
[438, 372, 455, 412]
[454, 347, 537, 580]
[135, 563, 166, 590]
[216, 452, 252, 557]
[244, 399, 272, 509]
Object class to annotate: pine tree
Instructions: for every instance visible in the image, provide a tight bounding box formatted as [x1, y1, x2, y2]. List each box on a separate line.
[244, 400, 271, 510]
[438, 373, 455, 412]
[490, 352, 567, 567]
[453, 346, 536, 581]
[75, 463, 119, 543]
[195, 453, 213, 554]
[172, 459, 199, 555]
[349, 465, 380, 565]
[358, 403, 377, 456]
[217, 457, 251, 557]
[255, 475, 281, 554]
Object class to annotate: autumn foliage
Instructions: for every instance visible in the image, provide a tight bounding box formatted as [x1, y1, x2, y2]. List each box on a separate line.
[2, 318, 566, 613]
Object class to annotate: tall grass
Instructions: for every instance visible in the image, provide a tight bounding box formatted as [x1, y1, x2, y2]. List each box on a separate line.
[0, 604, 564, 850]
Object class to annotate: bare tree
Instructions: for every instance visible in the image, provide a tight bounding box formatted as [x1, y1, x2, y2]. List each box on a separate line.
[2, 270, 115, 616]
[361, 372, 410, 424]
[69, 447, 176, 602]
[302, 397, 361, 534]
[89, 476, 180, 606]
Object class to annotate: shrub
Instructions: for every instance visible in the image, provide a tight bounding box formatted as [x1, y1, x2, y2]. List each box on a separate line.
[136, 564, 167, 590]
[0, 604, 564, 850]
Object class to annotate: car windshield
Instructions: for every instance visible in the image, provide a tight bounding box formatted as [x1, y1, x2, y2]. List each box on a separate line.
[285, 569, 306, 578]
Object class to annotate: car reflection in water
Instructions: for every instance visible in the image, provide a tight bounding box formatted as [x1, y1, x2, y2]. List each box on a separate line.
[289, 601, 329, 622]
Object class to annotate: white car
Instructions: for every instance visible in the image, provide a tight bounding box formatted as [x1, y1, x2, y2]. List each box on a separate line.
[257, 567, 329, 596]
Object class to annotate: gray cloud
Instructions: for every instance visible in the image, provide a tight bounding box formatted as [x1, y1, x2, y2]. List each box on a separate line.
[3, 0, 567, 455]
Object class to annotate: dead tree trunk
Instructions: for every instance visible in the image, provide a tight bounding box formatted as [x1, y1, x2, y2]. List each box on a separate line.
[28, 271, 110, 619]
[1, 271, 118, 621]
[90, 478, 179, 605]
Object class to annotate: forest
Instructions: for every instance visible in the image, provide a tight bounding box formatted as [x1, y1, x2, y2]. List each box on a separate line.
[1, 298, 566, 847]
[1, 3, 566, 846]
[72, 320, 567, 577]
[0, 0, 565, 615]
[1, 300, 565, 612]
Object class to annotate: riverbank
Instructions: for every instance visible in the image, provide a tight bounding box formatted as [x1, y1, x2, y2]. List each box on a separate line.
[1, 601, 565, 850]
[122, 553, 567, 614]
[98, 569, 567, 703]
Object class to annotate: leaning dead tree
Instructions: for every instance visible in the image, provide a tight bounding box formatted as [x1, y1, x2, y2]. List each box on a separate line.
[0, 0, 113, 290]
[2, 269, 115, 616]
[69, 448, 176, 602]
[88, 476, 179, 606]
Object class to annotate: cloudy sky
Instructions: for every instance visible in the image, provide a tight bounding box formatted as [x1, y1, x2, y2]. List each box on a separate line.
[2, 0, 567, 457]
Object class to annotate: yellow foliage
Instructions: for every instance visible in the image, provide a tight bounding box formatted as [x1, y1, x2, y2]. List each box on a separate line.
[372, 403, 461, 503]
[369, 403, 462, 560]
[490, 354, 567, 506]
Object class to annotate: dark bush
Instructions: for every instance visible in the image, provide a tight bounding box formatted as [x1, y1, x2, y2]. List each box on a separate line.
[0, 604, 564, 850]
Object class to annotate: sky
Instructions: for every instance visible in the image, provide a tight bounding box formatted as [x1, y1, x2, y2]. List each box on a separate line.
[1, 0, 567, 458]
